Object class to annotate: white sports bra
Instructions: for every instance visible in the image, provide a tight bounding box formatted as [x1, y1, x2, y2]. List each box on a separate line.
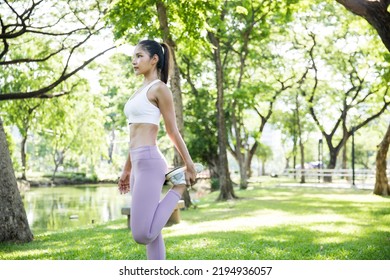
[124, 79, 161, 125]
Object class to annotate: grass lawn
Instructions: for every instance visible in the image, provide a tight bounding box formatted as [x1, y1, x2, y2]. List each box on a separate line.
[0, 183, 389, 260]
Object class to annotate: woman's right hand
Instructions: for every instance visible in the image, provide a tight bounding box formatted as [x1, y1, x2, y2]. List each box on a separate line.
[118, 171, 130, 194]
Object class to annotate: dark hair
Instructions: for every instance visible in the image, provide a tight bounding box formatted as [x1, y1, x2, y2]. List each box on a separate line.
[138, 40, 172, 84]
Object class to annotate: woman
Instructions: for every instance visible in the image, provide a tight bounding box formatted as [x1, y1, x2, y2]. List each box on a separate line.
[117, 39, 201, 260]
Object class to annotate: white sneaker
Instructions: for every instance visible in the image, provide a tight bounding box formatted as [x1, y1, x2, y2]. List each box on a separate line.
[165, 163, 204, 186]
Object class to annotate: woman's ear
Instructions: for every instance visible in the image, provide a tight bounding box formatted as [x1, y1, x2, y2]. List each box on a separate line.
[151, 54, 159, 65]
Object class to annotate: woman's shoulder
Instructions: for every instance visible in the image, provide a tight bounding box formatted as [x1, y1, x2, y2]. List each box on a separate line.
[150, 80, 171, 99]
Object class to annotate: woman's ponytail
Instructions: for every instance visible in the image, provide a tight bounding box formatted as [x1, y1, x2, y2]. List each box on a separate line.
[160, 43, 172, 84]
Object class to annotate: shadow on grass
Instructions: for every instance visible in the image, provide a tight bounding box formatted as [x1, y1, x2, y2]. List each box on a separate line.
[0, 223, 144, 260]
[1, 186, 389, 260]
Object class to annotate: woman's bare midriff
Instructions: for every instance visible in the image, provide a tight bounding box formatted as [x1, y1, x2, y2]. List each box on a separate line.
[129, 123, 159, 148]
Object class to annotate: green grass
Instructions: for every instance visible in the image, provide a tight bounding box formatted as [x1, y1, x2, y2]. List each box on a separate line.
[0, 184, 389, 260]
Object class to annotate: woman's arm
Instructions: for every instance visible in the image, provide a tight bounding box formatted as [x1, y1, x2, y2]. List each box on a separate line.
[155, 83, 197, 185]
[118, 151, 132, 194]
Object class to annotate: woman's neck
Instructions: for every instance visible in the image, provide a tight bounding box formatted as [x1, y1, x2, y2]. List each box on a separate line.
[143, 73, 159, 85]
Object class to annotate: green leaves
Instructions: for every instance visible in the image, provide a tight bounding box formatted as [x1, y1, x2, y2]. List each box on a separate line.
[107, 0, 160, 42]
[235, 6, 248, 15]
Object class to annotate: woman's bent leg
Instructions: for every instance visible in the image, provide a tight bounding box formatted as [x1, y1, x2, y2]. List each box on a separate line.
[129, 146, 181, 259]
[131, 184, 181, 244]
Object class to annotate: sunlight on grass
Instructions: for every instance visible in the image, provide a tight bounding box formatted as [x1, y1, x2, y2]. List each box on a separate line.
[310, 223, 361, 235]
[164, 209, 368, 259]
[181, 237, 219, 249]
[165, 209, 291, 236]
[264, 247, 285, 258]
[301, 192, 385, 203]
[297, 214, 355, 225]
[165, 209, 357, 237]
[105, 224, 125, 230]
[316, 235, 356, 245]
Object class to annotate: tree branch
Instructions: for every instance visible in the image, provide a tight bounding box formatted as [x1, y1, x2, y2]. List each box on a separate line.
[1, 0, 44, 39]
[336, 0, 390, 51]
[0, 46, 116, 101]
[354, 86, 390, 132]
[0, 45, 66, 65]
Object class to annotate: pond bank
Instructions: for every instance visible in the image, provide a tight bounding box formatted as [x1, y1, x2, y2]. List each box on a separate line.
[17, 177, 117, 191]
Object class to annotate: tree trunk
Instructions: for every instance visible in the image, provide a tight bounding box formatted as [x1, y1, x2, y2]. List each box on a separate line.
[342, 143, 347, 179]
[52, 150, 64, 182]
[169, 48, 185, 168]
[108, 127, 115, 164]
[208, 31, 236, 200]
[0, 117, 33, 243]
[299, 137, 305, 183]
[336, 0, 390, 52]
[374, 123, 390, 196]
[156, 1, 185, 167]
[323, 132, 350, 182]
[20, 134, 28, 180]
[295, 94, 305, 183]
[293, 132, 297, 180]
[261, 159, 266, 175]
[245, 151, 253, 178]
[324, 148, 338, 182]
[156, 1, 192, 207]
[231, 102, 248, 189]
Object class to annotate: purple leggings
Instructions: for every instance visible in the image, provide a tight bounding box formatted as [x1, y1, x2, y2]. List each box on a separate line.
[129, 145, 181, 260]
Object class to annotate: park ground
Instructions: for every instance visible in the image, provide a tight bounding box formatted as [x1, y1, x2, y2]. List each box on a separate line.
[0, 179, 389, 260]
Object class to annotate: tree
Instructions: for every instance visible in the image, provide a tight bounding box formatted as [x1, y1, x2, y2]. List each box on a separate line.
[38, 92, 106, 181]
[311, 42, 389, 180]
[224, 2, 266, 190]
[0, 0, 114, 243]
[222, 1, 295, 189]
[255, 142, 272, 176]
[205, 0, 277, 196]
[208, 28, 236, 200]
[335, 0, 390, 195]
[2, 99, 43, 180]
[288, 5, 390, 182]
[180, 62, 220, 186]
[335, 0, 390, 193]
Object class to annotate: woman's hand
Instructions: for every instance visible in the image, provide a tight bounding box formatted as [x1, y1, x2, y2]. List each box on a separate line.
[118, 171, 130, 194]
[185, 163, 197, 186]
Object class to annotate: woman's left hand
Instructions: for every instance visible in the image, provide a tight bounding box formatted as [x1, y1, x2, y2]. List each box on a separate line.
[185, 163, 197, 186]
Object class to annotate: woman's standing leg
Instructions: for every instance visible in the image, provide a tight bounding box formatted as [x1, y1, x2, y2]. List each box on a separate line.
[146, 233, 165, 260]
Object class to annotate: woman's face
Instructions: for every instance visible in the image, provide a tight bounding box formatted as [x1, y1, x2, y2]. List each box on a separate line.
[132, 45, 157, 76]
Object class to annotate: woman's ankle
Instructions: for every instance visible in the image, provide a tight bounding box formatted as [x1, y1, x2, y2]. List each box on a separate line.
[171, 184, 186, 196]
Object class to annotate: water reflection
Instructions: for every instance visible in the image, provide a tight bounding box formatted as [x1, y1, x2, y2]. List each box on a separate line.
[21, 185, 130, 234]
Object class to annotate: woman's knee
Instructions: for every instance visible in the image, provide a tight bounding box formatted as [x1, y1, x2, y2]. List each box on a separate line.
[132, 230, 152, 245]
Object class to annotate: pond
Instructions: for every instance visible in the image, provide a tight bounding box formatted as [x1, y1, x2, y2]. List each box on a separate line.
[21, 184, 130, 234]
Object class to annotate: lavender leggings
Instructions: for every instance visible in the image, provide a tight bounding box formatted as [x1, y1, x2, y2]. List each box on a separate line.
[129, 145, 181, 260]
